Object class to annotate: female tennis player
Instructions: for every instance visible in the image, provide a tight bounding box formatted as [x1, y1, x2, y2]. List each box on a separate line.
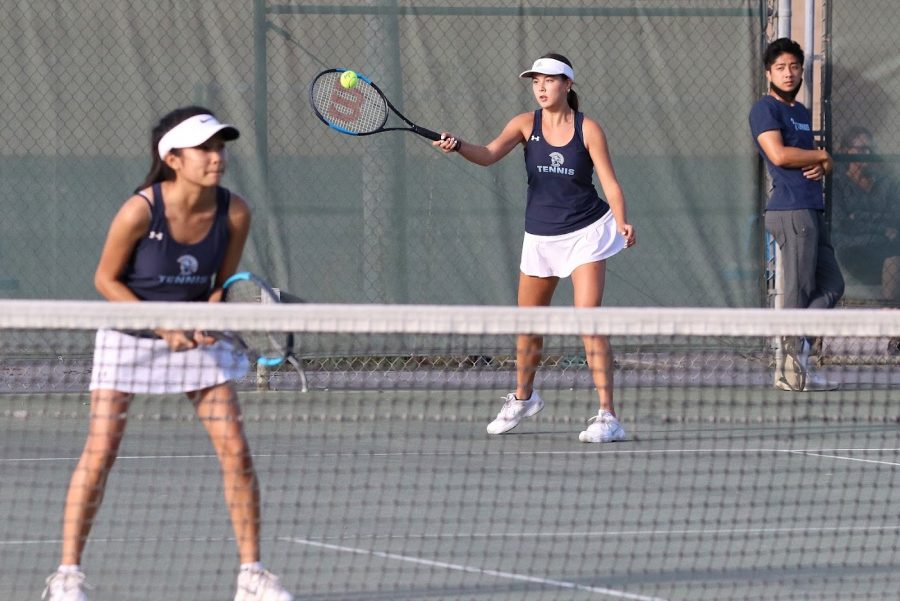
[42, 107, 292, 601]
[434, 54, 636, 443]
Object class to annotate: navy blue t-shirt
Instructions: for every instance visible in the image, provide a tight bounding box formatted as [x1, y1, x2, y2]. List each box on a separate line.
[749, 95, 823, 211]
[523, 110, 608, 235]
[124, 183, 231, 301]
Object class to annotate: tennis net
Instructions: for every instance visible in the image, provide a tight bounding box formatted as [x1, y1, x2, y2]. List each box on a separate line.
[1, 300, 898, 601]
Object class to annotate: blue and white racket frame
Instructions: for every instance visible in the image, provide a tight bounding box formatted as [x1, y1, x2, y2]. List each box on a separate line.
[221, 271, 309, 392]
[309, 67, 445, 141]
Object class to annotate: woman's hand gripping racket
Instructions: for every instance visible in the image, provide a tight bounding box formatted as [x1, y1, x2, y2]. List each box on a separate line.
[310, 68, 448, 142]
[220, 272, 308, 392]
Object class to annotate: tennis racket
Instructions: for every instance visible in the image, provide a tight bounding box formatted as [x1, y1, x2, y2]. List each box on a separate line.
[309, 68, 444, 141]
[220, 272, 309, 392]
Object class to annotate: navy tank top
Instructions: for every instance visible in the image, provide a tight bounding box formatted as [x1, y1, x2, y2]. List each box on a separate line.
[523, 110, 609, 235]
[124, 183, 231, 301]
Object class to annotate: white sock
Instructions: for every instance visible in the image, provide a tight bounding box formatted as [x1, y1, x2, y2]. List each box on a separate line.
[57, 565, 81, 574]
[240, 562, 263, 572]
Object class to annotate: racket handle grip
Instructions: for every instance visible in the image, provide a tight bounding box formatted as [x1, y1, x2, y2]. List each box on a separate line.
[414, 126, 443, 141]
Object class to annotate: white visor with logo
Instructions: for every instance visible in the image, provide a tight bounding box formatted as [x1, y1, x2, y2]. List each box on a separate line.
[519, 58, 575, 82]
[157, 114, 240, 159]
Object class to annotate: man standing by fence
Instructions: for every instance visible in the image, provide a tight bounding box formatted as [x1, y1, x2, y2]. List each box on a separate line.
[749, 37, 844, 391]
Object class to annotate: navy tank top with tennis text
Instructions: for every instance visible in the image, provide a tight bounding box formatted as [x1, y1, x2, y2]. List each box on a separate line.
[523, 110, 608, 235]
[124, 182, 231, 301]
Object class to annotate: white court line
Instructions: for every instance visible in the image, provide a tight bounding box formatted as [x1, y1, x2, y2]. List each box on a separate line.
[0, 454, 219, 463]
[283, 537, 668, 601]
[4, 447, 899, 463]
[295, 524, 900, 542]
[0, 535, 234, 546]
[793, 450, 900, 468]
[7, 523, 898, 547]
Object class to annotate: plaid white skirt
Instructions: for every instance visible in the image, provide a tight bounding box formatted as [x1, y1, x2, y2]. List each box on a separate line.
[89, 329, 250, 394]
[520, 211, 626, 278]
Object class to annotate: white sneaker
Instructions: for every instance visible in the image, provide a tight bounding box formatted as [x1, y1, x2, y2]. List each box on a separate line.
[802, 370, 840, 391]
[235, 568, 293, 601]
[578, 410, 626, 443]
[486, 392, 544, 434]
[774, 377, 795, 391]
[776, 369, 839, 392]
[42, 570, 88, 601]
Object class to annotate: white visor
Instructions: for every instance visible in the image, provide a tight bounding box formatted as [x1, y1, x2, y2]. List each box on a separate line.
[519, 58, 575, 82]
[157, 114, 240, 159]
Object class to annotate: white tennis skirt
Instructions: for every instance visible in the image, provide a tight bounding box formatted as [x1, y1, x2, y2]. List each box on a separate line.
[89, 329, 250, 394]
[520, 211, 626, 278]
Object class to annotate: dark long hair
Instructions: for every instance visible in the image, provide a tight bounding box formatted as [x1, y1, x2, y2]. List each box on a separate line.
[134, 105, 217, 193]
[541, 53, 579, 112]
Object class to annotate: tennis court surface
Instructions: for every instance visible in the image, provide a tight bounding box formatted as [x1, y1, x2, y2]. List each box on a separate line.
[1, 302, 898, 600]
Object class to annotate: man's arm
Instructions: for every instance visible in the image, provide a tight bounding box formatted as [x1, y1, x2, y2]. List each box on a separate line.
[757, 130, 832, 172]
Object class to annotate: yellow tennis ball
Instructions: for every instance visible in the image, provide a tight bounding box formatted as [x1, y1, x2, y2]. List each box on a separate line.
[340, 70, 359, 89]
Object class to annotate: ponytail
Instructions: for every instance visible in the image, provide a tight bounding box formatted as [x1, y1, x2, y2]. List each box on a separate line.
[567, 89, 579, 112]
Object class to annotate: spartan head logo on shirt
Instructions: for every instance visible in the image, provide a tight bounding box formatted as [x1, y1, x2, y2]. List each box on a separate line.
[159, 254, 206, 286]
[549, 152, 564, 168]
[177, 254, 199, 276]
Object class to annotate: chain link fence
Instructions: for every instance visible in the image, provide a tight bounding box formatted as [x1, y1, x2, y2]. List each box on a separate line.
[826, 0, 900, 307]
[1, 1, 767, 306]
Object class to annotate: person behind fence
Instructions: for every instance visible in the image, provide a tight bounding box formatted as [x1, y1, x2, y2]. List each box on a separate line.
[42, 107, 293, 601]
[749, 38, 844, 391]
[830, 126, 900, 307]
[433, 53, 635, 442]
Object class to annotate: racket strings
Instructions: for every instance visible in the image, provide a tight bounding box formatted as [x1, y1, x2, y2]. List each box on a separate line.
[222, 279, 288, 361]
[312, 72, 387, 134]
[223, 280, 265, 303]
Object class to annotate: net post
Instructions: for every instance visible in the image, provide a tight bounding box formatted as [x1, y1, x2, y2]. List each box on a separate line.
[256, 286, 280, 390]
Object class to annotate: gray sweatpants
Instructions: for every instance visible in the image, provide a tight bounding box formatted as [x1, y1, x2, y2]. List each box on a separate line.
[765, 209, 845, 310]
